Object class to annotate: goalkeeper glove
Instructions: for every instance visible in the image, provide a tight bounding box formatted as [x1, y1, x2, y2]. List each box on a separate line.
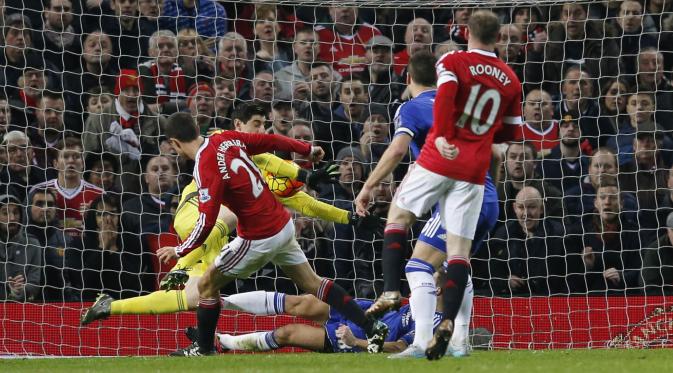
[297, 162, 340, 192]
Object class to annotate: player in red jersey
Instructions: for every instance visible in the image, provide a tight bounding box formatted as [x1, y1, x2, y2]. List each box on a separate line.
[365, 11, 523, 360]
[161, 108, 388, 356]
[30, 137, 103, 240]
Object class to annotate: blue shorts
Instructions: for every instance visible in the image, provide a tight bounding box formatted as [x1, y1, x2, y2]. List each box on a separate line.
[418, 200, 499, 255]
[324, 300, 373, 353]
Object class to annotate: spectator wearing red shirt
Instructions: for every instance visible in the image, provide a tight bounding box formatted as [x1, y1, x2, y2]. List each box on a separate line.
[516, 89, 559, 157]
[315, 6, 381, 76]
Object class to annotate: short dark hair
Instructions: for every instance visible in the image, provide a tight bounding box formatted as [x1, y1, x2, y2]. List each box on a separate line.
[310, 61, 331, 71]
[39, 91, 64, 106]
[467, 10, 501, 45]
[165, 112, 199, 142]
[56, 136, 83, 152]
[408, 51, 437, 87]
[507, 141, 538, 159]
[232, 101, 268, 124]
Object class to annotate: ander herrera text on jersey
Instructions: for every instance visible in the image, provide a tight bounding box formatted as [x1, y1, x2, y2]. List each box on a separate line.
[176, 131, 312, 257]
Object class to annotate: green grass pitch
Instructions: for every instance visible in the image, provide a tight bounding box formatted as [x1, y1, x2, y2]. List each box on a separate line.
[2, 350, 673, 373]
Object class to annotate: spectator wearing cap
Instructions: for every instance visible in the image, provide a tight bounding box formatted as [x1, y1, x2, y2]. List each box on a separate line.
[274, 28, 320, 102]
[38, 0, 81, 73]
[0, 193, 43, 301]
[267, 97, 296, 137]
[251, 4, 292, 74]
[315, 6, 382, 76]
[606, 92, 673, 166]
[62, 31, 119, 133]
[0, 131, 46, 202]
[539, 113, 590, 194]
[515, 89, 559, 157]
[159, 0, 228, 48]
[364, 35, 403, 105]
[139, 30, 192, 114]
[186, 82, 216, 135]
[393, 18, 433, 76]
[83, 69, 164, 195]
[359, 104, 391, 165]
[619, 130, 670, 243]
[642, 211, 673, 294]
[582, 178, 643, 293]
[554, 66, 602, 151]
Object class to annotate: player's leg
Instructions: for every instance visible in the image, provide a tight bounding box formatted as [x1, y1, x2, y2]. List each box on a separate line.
[426, 181, 483, 360]
[280, 261, 387, 352]
[447, 199, 498, 357]
[221, 292, 329, 322]
[370, 165, 448, 317]
[218, 324, 327, 352]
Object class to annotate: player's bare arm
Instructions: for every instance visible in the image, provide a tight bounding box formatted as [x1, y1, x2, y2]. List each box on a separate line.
[355, 134, 412, 216]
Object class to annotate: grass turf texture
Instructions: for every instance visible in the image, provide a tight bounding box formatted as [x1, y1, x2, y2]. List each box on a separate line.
[2, 349, 672, 373]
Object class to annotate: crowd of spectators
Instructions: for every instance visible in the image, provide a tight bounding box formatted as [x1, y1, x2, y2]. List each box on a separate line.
[2, 1, 673, 302]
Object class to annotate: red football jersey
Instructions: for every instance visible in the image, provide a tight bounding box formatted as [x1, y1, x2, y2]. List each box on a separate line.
[176, 131, 312, 256]
[315, 23, 381, 76]
[514, 121, 560, 153]
[417, 49, 523, 184]
[31, 179, 104, 238]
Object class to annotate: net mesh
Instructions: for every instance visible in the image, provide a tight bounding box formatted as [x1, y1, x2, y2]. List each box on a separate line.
[1, 0, 673, 356]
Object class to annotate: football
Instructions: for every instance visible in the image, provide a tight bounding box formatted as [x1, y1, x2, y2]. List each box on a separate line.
[264, 170, 305, 197]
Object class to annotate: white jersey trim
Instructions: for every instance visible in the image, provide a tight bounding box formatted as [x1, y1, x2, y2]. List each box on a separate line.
[504, 116, 524, 125]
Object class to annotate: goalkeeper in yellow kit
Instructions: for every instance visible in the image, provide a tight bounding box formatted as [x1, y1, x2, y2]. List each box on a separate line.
[81, 107, 379, 325]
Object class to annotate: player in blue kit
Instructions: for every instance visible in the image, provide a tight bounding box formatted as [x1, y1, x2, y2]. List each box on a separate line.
[184, 293, 443, 354]
[355, 51, 500, 358]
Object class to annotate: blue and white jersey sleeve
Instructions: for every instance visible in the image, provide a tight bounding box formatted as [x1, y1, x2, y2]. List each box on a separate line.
[393, 102, 419, 139]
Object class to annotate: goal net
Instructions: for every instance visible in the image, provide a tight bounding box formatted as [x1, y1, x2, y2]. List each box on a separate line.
[2, 0, 673, 356]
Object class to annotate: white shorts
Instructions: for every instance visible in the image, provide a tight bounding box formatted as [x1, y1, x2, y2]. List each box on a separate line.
[213, 220, 307, 278]
[394, 164, 484, 239]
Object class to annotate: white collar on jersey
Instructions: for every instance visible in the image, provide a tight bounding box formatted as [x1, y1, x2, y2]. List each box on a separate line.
[468, 48, 497, 58]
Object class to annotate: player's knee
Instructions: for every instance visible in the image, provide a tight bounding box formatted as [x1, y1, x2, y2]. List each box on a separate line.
[197, 273, 216, 297]
[272, 325, 295, 345]
[386, 204, 415, 226]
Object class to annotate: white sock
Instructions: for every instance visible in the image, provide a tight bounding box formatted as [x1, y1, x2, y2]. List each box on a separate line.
[221, 291, 285, 315]
[405, 259, 436, 349]
[449, 275, 473, 350]
[218, 331, 279, 351]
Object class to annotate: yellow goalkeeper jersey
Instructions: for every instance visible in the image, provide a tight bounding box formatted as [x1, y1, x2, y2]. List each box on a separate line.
[171, 152, 349, 273]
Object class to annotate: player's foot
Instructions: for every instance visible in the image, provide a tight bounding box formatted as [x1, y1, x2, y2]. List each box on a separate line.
[215, 333, 231, 352]
[388, 344, 425, 359]
[446, 344, 470, 358]
[80, 293, 113, 326]
[159, 269, 190, 290]
[169, 341, 215, 357]
[365, 319, 389, 353]
[365, 291, 401, 318]
[425, 319, 454, 361]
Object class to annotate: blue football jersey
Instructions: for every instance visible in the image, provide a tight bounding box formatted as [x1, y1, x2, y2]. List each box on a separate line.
[393, 89, 436, 159]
